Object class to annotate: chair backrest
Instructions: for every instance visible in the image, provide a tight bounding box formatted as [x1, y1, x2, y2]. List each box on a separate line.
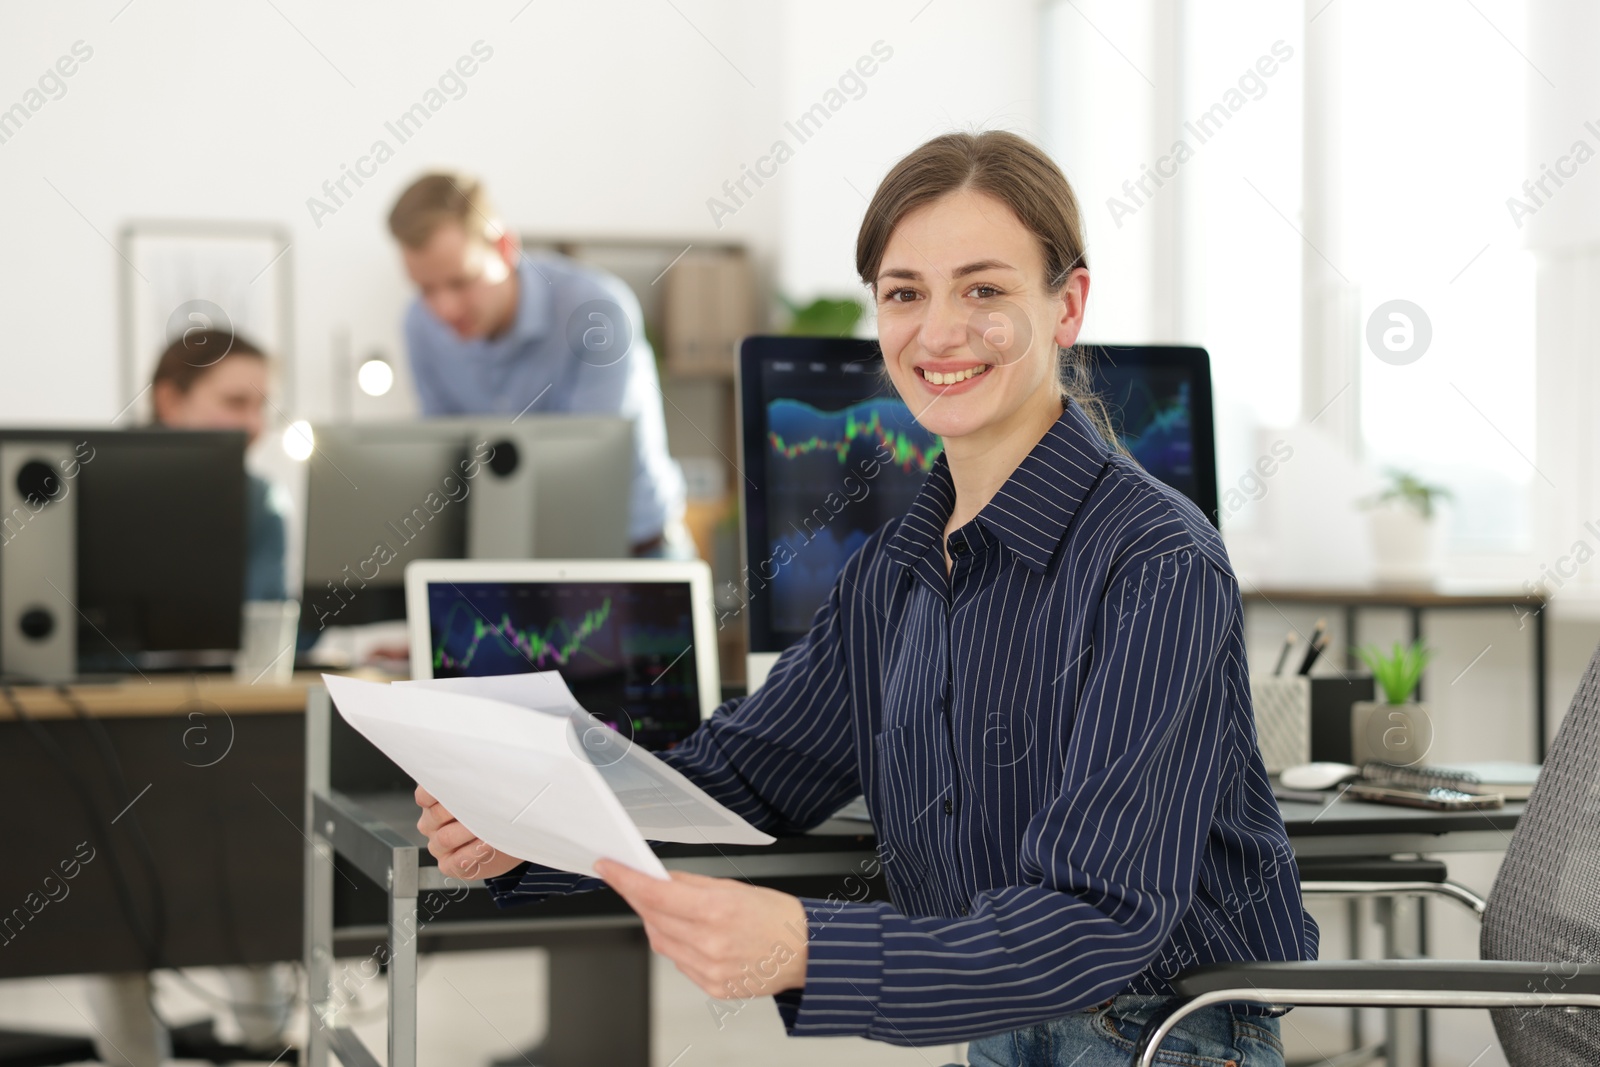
[1481, 640, 1600, 1062]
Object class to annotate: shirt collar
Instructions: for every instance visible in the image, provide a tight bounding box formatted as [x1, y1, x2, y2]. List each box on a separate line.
[886, 399, 1113, 575]
[504, 254, 553, 344]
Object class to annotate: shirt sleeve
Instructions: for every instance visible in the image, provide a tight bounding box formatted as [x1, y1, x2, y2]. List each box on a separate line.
[244, 475, 289, 601]
[483, 864, 604, 907]
[558, 275, 685, 544]
[652, 567, 863, 834]
[556, 277, 638, 418]
[775, 546, 1240, 1044]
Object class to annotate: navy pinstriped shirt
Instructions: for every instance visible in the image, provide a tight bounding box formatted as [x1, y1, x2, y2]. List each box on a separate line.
[487, 399, 1319, 1044]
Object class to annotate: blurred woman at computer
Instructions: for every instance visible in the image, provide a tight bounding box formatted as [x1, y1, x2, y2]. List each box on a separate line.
[416, 130, 1317, 1067]
[150, 327, 289, 603]
[81, 328, 294, 1067]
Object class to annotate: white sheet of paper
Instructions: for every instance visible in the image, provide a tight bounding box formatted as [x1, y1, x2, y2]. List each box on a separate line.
[325, 673, 773, 882]
[326, 674, 667, 878]
[401, 673, 776, 845]
[398, 672, 583, 713]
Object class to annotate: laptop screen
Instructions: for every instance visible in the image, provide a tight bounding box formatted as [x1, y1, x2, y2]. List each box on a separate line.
[422, 577, 704, 751]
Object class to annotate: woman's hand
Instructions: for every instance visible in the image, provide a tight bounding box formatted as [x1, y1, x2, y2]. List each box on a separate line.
[414, 785, 523, 880]
[596, 859, 809, 999]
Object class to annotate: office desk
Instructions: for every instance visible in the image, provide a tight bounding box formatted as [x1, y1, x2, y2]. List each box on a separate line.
[0, 676, 312, 980]
[303, 683, 1526, 1067]
[1279, 796, 1523, 858]
[0, 676, 313, 719]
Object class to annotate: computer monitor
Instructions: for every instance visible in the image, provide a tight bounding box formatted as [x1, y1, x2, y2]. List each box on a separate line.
[405, 559, 718, 752]
[736, 337, 944, 688]
[0, 428, 248, 681]
[1082, 344, 1219, 526]
[300, 416, 633, 637]
[736, 339, 1220, 688]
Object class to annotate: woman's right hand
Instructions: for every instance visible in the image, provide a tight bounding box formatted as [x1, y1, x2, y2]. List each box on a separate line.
[414, 785, 523, 880]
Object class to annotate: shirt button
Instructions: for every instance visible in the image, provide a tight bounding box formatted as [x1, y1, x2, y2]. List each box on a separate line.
[959, 905, 970, 915]
[949, 537, 968, 557]
[943, 796, 954, 815]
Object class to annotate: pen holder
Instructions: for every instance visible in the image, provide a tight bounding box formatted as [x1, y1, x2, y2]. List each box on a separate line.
[1250, 674, 1379, 771]
[1249, 676, 1311, 773]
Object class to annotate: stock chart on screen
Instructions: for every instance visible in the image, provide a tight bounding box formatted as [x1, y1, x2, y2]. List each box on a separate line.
[427, 579, 701, 749]
[1097, 370, 1197, 502]
[766, 398, 942, 473]
[1085, 344, 1217, 525]
[746, 349, 942, 647]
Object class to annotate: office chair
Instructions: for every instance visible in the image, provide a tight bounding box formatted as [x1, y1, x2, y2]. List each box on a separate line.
[1134, 641, 1600, 1067]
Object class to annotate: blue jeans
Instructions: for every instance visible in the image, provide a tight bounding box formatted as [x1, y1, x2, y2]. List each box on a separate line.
[961, 994, 1285, 1066]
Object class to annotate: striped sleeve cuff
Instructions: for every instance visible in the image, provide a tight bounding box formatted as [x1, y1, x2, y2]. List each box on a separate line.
[482, 863, 602, 908]
[775, 898, 887, 1037]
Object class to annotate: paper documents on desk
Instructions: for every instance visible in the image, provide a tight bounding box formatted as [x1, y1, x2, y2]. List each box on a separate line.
[322, 672, 773, 880]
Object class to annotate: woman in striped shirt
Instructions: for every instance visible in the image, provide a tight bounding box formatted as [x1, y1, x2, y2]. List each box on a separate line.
[418, 130, 1319, 1066]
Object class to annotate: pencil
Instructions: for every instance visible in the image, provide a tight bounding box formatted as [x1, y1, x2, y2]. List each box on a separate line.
[1297, 619, 1327, 676]
[1272, 632, 1298, 676]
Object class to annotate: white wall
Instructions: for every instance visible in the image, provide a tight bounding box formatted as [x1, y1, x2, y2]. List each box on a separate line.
[771, 0, 1042, 302]
[0, 0, 784, 426]
[0, 0, 1043, 428]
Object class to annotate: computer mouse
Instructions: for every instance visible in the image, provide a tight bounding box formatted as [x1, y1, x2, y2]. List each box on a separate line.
[1279, 761, 1362, 791]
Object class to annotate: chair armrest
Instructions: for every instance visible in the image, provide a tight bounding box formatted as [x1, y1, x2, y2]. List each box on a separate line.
[1296, 856, 1450, 882]
[1174, 959, 1600, 996]
[1132, 963, 1600, 1067]
[1299, 879, 1487, 916]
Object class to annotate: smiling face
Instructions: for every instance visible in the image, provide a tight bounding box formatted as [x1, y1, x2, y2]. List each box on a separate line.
[873, 187, 1088, 448]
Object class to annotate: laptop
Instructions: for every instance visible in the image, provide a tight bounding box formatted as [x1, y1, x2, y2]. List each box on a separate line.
[404, 559, 719, 751]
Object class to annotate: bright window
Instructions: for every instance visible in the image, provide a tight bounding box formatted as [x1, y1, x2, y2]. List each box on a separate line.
[1335, 0, 1536, 554]
[1042, 0, 1536, 554]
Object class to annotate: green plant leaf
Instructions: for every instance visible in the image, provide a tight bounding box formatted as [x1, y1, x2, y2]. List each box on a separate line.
[782, 295, 865, 338]
[1360, 468, 1454, 521]
[1354, 639, 1433, 704]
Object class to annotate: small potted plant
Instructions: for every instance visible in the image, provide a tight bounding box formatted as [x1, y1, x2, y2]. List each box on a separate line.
[781, 295, 865, 337]
[1352, 640, 1434, 766]
[1362, 468, 1452, 586]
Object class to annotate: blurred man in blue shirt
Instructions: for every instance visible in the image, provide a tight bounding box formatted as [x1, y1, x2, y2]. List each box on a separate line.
[387, 173, 690, 556]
